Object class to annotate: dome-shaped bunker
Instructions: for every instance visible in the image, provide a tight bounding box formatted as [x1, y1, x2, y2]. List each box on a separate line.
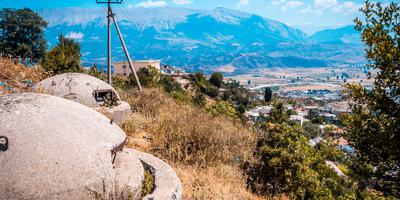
[0, 93, 142, 199]
[35, 73, 131, 125]
[35, 73, 121, 107]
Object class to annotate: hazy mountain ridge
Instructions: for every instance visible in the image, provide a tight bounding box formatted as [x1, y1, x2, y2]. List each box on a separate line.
[40, 7, 364, 74]
[311, 25, 362, 44]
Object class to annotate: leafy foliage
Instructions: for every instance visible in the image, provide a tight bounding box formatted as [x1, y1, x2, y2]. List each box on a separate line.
[0, 8, 48, 61]
[129, 66, 160, 87]
[42, 34, 83, 74]
[193, 93, 206, 107]
[209, 72, 224, 88]
[159, 76, 183, 93]
[245, 104, 356, 199]
[343, 1, 400, 197]
[206, 101, 237, 118]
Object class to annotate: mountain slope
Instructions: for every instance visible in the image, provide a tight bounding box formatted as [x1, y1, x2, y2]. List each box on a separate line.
[311, 25, 362, 44]
[40, 7, 364, 74]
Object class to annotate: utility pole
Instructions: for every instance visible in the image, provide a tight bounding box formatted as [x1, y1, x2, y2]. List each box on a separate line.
[96, 0, 142, 91]
[96, 0, 122, 86]
[107, 2, 112, 85]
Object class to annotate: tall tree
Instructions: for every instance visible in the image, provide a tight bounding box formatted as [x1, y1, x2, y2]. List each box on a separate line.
[264, 87, 272, 102]
[0, 8, 48, 61]
[344, 1, 400, 197]
[209, 72, 224, 88]
[42, 34, 82, 74]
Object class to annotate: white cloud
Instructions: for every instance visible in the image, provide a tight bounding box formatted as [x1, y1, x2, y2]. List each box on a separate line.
[281, 1, 304, 11]
[286, 1, 304, 8]
[135, 0, 167, 8]
[237, 0, 250, 7]
[314, 0, 338, 9]
[332, 1, 362, 13]
[65, 32, 84, 41]
[174, 0, 193, 5]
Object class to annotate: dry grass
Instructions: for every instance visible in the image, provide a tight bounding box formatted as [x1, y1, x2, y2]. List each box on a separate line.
[119, 88, 265, 199]
[120, 88, 256, 167]
[0, 58, 49, 93]
[174, 164, 270, 200]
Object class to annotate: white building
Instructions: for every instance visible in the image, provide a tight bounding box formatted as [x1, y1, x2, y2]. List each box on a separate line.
[113, 60, 161, 76]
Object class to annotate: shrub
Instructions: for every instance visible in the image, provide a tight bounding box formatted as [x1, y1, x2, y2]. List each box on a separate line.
[192, 93, 206, 107]
[128, 66, 160, 87]
[209, 72, 223, 88]
[159, 76, 183, 93]
[206, 101, 237, 118]
[42, 34, 83, 74]
[203, 85, 219, 98]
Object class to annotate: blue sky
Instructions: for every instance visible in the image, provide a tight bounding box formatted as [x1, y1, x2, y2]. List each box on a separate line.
[2, 0, 398, 28]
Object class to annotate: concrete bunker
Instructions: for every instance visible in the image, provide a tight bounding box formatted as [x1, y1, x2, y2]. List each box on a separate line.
[0, 93, 183, 200]
[0, 93, 143, 199]
[34, 73, 131, 125]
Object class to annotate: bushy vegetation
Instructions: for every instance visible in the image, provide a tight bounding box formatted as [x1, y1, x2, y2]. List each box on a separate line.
[120, 88, 256, 167]
[128, 66, 160, 88]
[42, 34, 83, 74]
[118, 88, 264, 199]
[245, 104, 355, 199]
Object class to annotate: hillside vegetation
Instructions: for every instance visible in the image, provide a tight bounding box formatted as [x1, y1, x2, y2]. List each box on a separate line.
[119, 88, 269, 199]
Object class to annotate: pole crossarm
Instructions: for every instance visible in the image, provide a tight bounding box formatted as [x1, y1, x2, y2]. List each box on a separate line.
[96, 0, 123, 4]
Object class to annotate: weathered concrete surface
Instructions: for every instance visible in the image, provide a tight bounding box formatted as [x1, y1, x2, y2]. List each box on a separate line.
[0, 93, 130, 199]
[113, 150, 144, 196]
[34, 73, 121, 107]
[106, 101, 132, 126]
[127, 149, 183, 200]
[35, 73, 132, 125]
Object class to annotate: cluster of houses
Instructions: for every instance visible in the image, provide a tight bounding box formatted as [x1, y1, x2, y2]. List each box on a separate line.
[279, 89, 341, 100]
[245, 101, 354, 157]
[245, 102, 349, 125]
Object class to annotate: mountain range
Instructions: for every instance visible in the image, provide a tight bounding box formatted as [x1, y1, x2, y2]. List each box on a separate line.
[39, 7, 365, 74]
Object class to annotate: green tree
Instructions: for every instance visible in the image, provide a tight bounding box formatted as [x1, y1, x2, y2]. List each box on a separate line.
[268, 102, 288, 124]
[209, 72, 224, 88]
[129, 66, 160, 87]
[0, 8, 48, 61]
[42, 34, 82, 74]
[264, 87, 272, 102]
[245, 122, 355, 199]
[343, 1, 400, 197]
